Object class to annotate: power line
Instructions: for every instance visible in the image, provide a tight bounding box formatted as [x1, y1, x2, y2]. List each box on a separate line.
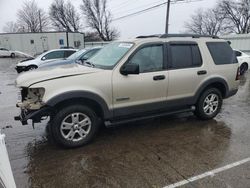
[113, 0, 202, 22]
[111, 0, 164, 16]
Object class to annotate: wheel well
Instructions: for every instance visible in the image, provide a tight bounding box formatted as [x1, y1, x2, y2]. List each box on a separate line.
[28, 65, 38, 69]
[202, 82, 227, 98]
[54, 98, 104, 119]
[241, 62, 248, 69]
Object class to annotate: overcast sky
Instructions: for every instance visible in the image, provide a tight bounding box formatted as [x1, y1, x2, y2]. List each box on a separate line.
[0, 0, 218, 39]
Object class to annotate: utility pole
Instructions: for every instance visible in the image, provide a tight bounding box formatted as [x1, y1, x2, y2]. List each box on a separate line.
[38, 10, 42, 32]
[165, 0, 171, 34]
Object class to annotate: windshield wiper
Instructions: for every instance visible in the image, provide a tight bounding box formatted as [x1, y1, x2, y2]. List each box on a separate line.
[84, 61, 95, 67]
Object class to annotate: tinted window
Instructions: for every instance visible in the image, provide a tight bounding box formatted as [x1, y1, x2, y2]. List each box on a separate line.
[64, 50, 76, 58]
[234, 50, 242, 57]
[170, 44, 202, 69]
[43, 51, 65, 60]
[207, 42, 237, 64]
[129, 44, 163, 73]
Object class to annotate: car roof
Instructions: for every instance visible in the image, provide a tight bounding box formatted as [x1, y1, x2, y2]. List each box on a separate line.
[47, 49, 78, 52]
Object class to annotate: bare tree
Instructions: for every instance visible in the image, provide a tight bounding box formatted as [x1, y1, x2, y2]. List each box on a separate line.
[81, 0, 119, 41]
[3, 22, 22, 33]
[49, 0, 81, 32]
[17, 0, 49, 32]
[84, 31, 102, 42]
[185, 8, 228, 36]
[218, 0, 250, 34]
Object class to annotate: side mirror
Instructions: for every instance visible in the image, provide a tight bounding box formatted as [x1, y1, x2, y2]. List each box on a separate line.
[120, 64, 139, 75]
[41, 56, 46, 60]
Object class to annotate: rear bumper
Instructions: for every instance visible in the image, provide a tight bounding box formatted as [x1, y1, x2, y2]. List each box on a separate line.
[15, 66, 28, 73]
[14, 106, 52, 125]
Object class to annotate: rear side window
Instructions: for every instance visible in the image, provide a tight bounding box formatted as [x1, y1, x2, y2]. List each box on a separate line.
[169, 44, 202, 69]
[43, 51, 65, 60]
[64, 50, 76, 58]
[207, 42, 237, 65]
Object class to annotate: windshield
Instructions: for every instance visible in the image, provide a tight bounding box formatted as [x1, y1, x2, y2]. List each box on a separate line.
[67, 49, 86, 60]
[88, 42, 134, 69]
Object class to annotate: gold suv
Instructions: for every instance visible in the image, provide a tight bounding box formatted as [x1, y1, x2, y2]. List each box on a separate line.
[15, 34, 240, 148]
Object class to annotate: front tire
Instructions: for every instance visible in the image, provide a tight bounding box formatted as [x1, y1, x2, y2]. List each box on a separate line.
[27, 65, 38, 71]
[51, 105, 100, 148]
[195, 88, 222, 120]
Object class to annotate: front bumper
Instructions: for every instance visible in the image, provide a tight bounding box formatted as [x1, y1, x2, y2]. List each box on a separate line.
[14, 106, 52, 125]
[15, 66, 28, 73]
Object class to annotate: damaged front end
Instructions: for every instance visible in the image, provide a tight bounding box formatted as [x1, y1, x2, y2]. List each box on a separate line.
[14, 87, 51, 125]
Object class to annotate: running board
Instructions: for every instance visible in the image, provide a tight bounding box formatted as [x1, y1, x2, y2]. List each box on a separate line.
[105, 106, 195, 127]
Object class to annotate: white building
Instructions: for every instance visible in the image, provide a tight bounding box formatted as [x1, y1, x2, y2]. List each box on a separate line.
[222, 34, 250, 54]
[0, 31, 84, 56]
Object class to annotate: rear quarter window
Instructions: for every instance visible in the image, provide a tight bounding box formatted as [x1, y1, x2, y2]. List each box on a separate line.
[206, 42, 237, 65]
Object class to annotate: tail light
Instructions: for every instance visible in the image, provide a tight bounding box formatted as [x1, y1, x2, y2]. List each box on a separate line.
[236, 67, 240, 80]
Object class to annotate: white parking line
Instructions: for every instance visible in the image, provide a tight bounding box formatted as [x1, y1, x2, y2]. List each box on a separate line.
[163, 157, 250, 188]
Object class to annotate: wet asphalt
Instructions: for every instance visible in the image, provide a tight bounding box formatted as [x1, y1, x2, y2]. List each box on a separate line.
[0, 58, 249, 188]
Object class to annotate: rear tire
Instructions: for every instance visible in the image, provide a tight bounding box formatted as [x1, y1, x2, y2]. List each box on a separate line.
[240, 63, 248, 75]
[195, 88, 222, 120]
[10, 53, 15, 58]
[51, 105, 100, 148]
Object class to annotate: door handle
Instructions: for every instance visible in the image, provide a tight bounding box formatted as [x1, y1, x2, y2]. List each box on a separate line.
[197, 70, 207, 75]
[153, 75, 165, 81]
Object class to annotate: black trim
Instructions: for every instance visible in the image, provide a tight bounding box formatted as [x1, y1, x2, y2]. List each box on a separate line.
[106, 106, 195, 127]
[46, 91, 112, 119]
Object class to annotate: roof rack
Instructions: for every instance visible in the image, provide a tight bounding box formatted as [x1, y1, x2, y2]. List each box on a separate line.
[160, 34, 219, 39]
[136, 34, 219, 39]
[136, 35, 161, 38]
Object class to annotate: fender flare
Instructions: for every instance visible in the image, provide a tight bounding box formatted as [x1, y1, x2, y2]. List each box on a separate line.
[46, 91, 112, 119]
[194, 77, 229, 102]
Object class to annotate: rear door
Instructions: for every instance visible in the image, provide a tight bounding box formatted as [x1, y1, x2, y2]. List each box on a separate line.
[167, 41, 205, 101]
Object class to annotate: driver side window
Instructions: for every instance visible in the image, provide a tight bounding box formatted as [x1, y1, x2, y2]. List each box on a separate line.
[128, 44, 163, 73]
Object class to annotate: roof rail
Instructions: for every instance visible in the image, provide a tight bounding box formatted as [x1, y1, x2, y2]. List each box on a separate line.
[136, 34, 219, 39]
[160, 34, 219, 39]
[136, 35, 161, 38]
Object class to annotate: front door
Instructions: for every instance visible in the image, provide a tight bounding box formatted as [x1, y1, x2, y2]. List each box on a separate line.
[112, 43, 168, 117]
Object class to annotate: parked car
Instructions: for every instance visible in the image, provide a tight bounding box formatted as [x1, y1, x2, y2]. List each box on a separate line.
[234, 49, 249, 75]
[38, 47, 102, 69]
[15, 49, 77, 73]
[0, 48, 16, 58]
[15, 34, 240, 148]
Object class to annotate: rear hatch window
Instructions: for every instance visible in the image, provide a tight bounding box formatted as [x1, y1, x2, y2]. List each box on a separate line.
[206, 42, 238, 65]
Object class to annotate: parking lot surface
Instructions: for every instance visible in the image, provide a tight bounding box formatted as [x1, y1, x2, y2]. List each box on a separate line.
[0, 58, 250, 188]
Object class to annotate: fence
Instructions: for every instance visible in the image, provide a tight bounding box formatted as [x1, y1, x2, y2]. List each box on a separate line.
[0, 133, 16, 188]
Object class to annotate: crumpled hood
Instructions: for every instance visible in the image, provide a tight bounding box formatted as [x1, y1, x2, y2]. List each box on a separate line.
[16, 63, 100, 87]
